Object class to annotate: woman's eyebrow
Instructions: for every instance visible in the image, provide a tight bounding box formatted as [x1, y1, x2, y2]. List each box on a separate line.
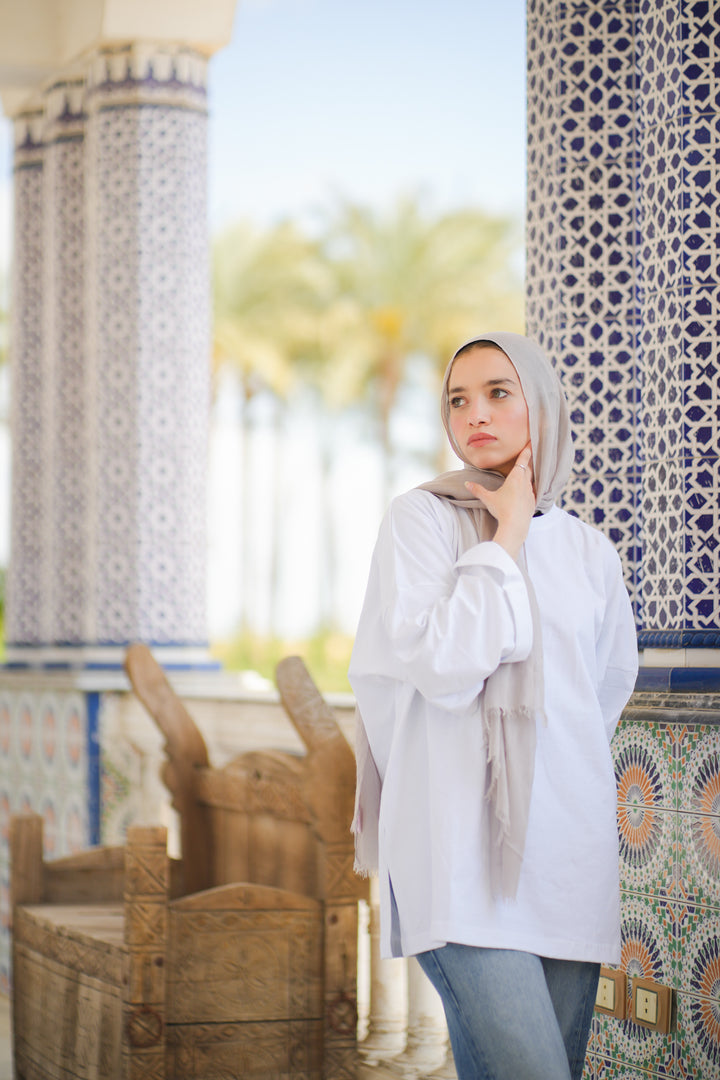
[448, 377, 517, 394]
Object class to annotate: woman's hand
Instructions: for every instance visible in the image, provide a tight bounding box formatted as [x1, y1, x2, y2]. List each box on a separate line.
[464, 443, 536, 560]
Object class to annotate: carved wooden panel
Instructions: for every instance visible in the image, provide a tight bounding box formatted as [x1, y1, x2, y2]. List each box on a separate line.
[123, 826, 168, 1080]
[165, 1019, 323, 1079]
[166, 904, 323, 1025]
[324, 846, 364, 902]
[324, 1046, 359, 1080]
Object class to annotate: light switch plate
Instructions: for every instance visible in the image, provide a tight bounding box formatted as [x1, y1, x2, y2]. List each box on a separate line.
[595, 967, 627, 1019]
[631, 977, 673, 1033]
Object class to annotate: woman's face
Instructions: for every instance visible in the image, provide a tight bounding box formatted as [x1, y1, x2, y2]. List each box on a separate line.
[447, 345, 530, 476]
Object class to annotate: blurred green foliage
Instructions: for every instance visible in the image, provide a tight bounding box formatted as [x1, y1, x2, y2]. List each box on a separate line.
[211, 627, 354, 695]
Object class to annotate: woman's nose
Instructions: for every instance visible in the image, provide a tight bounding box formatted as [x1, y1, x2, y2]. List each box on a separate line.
[469, 399, 490, 425]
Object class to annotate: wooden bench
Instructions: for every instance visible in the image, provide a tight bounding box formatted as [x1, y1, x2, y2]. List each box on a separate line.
[11, 651, 366, 1079]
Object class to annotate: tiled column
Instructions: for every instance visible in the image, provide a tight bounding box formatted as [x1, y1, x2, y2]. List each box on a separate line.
[7, 112, 49, 647]
[44, 81, 90, 646]
[526, 0, 720, 655]
[635, 1, 720, 647]
[6, 44, 211, 667]
[84, 45, 210, 658]
[526, 0, 642, 618]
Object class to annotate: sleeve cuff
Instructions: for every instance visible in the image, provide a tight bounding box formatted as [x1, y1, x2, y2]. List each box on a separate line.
[454, 541, 534, 661]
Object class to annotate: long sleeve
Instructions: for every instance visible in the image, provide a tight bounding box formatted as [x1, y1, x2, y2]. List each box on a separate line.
[351, 489, 533, 713]
[596, 548, 639, 740]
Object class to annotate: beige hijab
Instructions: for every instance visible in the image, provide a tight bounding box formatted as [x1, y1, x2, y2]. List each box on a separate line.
[353, 332, 573, 901]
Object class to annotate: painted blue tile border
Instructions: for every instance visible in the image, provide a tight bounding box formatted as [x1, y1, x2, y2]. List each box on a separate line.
[635, 668, 720, 692]
[638, 631, 720, 648]
[86, 691, 101, 847]
[3, 660, 222, 672]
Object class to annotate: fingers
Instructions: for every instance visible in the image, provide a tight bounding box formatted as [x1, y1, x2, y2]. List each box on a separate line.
[512, 443, 533, 476]
[515, 444, 532, 468]
[464, 480, 488, 499]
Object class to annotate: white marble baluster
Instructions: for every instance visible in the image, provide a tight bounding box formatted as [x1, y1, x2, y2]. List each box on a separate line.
[358, 877, 408, 1064]
[383, 956, 453, 1077]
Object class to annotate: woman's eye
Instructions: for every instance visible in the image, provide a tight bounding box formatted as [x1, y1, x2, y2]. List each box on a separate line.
[491, 388, 509, 399]
[449, 395, 466, 408]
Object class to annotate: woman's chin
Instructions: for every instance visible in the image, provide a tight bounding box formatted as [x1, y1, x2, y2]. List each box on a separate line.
[466, 453, 514, 476]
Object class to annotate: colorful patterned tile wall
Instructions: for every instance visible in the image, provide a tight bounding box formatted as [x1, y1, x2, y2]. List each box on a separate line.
[526, 0, 720, 645]
[583, 696, 720, 1079]
[0, 685, 98, 993]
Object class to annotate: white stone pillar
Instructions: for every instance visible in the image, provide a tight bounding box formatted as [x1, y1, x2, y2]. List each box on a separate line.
[388, 958, 453, 1078]
[359, 877, 408, 1063]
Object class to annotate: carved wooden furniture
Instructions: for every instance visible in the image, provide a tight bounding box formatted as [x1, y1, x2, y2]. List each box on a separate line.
[11, 651, 366, 1079]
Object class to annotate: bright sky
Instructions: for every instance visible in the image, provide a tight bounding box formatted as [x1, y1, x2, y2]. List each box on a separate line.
[208, 0, 527, 231]
[0, 0, 526, 265]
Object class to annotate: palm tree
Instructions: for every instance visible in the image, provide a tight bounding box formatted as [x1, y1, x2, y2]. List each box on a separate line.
[213, 220, 325, 397]
[213, 221, 327, 632]
[320, 196, 524, 498]
[211, 202, 525, 636]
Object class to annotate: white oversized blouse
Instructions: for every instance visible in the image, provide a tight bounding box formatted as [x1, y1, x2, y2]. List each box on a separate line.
[349, 489, 638, 963]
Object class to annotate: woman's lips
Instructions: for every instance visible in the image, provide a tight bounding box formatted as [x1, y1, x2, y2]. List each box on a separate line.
[467, 433, 496, 447]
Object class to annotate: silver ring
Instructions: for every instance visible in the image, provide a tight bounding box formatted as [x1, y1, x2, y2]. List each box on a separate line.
[517, 464, 527, 471]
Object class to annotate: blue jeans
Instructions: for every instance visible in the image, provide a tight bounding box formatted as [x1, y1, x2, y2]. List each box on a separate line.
[416, 944, 599, 1080]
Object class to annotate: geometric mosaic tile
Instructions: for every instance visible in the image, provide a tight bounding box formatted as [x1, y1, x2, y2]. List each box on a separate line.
[618, 801, 676, 901]
[562, 469, 642, 615]
[674, 908, 720, 1078]
[0, 687, 94, 993]
[677, 812, 720, 910]
[613, 719, 674, 812]
[682, 730, 720, 907]
[680, 728, 720, 816]
[619, 891, 674, 988]
[8, 116, 47, 647]
[555, 3, 638, 170]
[559, 322, 640, 472]
[614, 719, 676, 901]
[89, 89, 209, 646]
[44, 84, 89, 647]
[676, 986, 720, 1080]
[528, 0, 720, 640]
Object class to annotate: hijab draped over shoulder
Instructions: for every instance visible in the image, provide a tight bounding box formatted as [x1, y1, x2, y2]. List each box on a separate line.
[353, 332, 573, 900]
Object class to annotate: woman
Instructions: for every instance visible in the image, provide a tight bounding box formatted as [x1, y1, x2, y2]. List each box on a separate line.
[349, 332, 638, 1080]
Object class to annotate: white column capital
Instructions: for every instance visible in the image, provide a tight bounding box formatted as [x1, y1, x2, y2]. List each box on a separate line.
[0, 0, 238, 116]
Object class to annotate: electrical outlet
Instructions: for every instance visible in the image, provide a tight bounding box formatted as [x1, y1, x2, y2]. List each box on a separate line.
[594, 967, 627, 1019]
[631, 977, 673, 1034]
